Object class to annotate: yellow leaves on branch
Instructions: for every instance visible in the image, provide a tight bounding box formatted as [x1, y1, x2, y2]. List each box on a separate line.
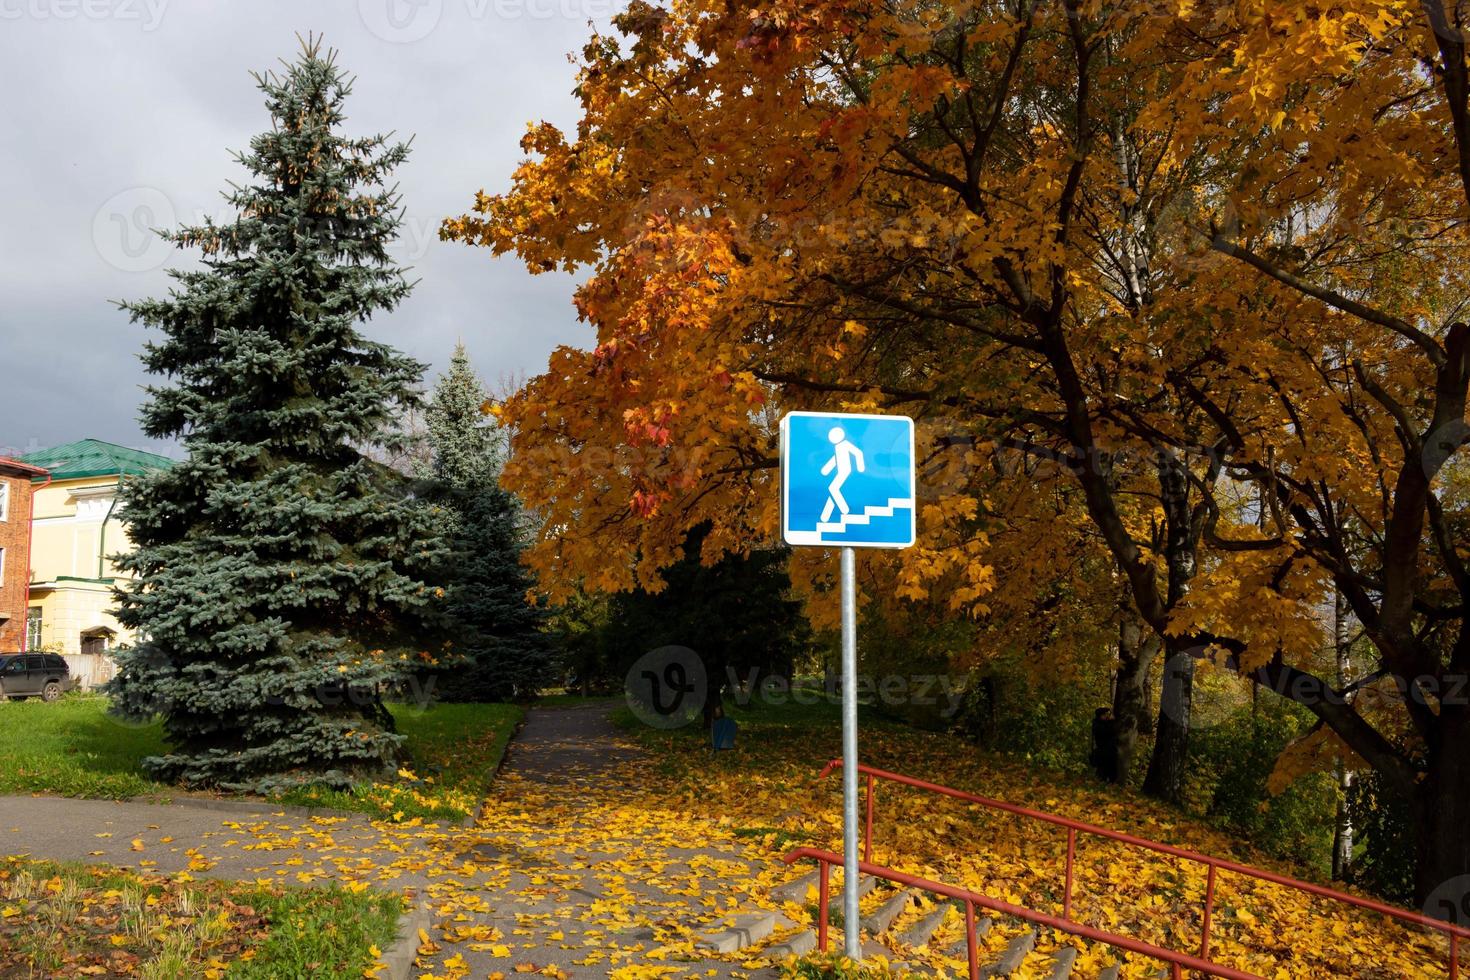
[1167, 545, 1329, 670]
[1268, 724, 1361, 796]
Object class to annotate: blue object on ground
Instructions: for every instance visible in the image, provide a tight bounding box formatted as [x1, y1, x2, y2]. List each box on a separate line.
[712, 717, 737, 751]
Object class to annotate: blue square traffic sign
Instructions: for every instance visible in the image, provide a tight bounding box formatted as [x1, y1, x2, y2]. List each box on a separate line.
[780, 412, 916, 548]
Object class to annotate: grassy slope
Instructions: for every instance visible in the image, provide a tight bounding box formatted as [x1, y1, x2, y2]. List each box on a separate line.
[617, 695, 1451, 979]
[0, 694, 522, 821]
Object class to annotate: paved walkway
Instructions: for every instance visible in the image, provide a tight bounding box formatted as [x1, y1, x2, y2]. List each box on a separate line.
[413, 703, 786, 978]
[0, 795, 440, 892]
[0, 705, 796, 979]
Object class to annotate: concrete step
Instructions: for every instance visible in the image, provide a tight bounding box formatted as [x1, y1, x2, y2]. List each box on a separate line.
[897, 901, 967, 948]
[770, 870, 878, 909]
[940, 916, 998, 958]
[1044, 945, 1079, 980]
[696, 910, 781, 953]
[765, 928, 817, 958]
[898, 925, 1077, 980]
[765, 929, 904, 969]
[826, 873, 878, 915]
[771, 871, 819, 904]
[864, 937, 901, 965]
[1096, 964, 1121, 980]
[980, 927, 1036, 978]
[860, 888, 917, 935]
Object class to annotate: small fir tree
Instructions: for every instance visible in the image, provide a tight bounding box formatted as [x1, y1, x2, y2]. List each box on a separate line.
[108, 38, 442, 792]
[421, 344, 551, 701]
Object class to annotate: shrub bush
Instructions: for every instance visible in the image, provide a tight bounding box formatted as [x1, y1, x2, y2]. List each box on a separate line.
[951, 655, 1102, 775]
[1346, 765, 1417, 905]
[1186, 699, 1338, 876]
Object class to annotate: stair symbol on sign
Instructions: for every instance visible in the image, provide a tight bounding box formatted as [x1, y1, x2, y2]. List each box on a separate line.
[816, 497, 913, 536]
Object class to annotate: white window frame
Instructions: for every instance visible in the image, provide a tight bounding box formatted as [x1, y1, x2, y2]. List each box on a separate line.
[0, 481, 9, 523]
[25, 608, 42, 651]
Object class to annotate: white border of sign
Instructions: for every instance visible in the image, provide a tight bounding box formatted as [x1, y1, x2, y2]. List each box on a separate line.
[780, 411, 917, 549]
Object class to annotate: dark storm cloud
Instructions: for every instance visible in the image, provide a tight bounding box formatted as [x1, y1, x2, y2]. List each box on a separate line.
[0, 0, 613, 456]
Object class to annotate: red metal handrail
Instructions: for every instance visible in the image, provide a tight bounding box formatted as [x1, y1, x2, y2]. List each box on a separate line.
[821, 758, 1469, 977]
[783, 846, 1261, 980]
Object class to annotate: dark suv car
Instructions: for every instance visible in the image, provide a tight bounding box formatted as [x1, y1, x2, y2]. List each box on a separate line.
[0, 653, 75, 701]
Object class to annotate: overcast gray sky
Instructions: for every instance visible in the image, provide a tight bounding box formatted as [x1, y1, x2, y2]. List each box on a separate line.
[1, 0, 614, 458]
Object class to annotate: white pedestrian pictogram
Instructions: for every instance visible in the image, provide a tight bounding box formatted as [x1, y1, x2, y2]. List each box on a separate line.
[820, 426, 865, 522]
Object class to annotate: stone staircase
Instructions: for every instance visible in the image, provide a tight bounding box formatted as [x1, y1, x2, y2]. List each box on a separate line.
[728, 870, 1181, 978]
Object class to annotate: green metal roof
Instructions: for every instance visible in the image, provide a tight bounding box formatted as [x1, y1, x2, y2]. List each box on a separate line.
[20, 439, 175, 482]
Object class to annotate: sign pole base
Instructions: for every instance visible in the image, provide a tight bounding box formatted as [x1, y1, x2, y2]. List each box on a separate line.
[840, 546, 861, 959]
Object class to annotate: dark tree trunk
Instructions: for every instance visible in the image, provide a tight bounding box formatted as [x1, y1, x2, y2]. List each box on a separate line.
[1113, 618, 1160, 783]
[1416, 708, 1470, 914]
[1144, 644, 1194, 801]
[702, 655, 730, 728]
[1143, 448, 1198, 804]
[368, 693, 396, 734]
[973, 675, 999, 747]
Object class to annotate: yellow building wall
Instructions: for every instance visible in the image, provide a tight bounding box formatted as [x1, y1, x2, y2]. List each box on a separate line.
[29, 585, 125, 655]
[28, 475, 143, 656]
[30, 477, 137, 582]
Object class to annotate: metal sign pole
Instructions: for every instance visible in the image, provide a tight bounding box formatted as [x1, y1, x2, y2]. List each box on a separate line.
[840, 545, 861, 959]
[781, 410, 914, 962]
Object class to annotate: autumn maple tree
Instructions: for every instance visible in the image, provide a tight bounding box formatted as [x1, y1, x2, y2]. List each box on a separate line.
[447, 0, 1470, 905]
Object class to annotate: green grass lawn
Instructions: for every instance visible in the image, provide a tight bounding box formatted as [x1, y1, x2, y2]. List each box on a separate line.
[228, 880, 401, 979]
[0, 695, 167, 801]
[0, 694, 522, 822]
[0, 856, 401, 979]
[277, 701, 523, 821]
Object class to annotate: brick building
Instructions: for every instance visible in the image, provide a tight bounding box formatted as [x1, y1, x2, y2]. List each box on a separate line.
[0, 457, 48, 652]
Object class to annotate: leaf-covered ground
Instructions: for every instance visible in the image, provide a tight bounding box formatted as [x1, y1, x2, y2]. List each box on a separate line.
[411, 701, 781, 979]
[0, 856, 401, 978]
[275, 701, 523, 821]
[612, 698, 1455, 979]
[397, 698, 1456, 978]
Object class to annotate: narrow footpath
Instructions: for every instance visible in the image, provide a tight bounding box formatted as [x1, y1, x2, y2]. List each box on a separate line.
[414, 702, 787, 978]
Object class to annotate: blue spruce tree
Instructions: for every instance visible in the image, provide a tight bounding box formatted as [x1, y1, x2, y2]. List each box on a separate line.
[421, 344, 550, 701]
[108, 38, 442, 792]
